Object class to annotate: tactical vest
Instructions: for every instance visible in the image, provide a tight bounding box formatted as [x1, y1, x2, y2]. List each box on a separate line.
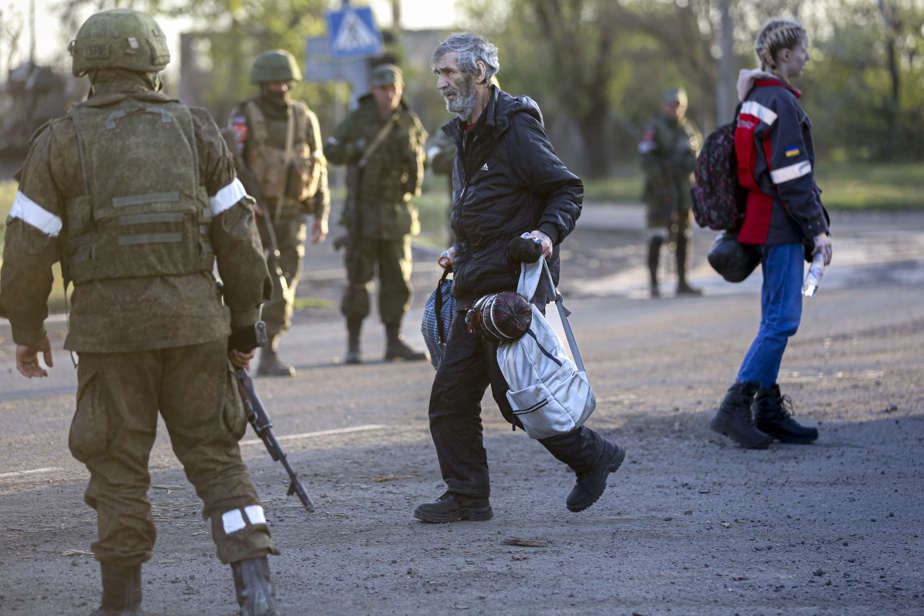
[244, 100, 321, 204]
[64, 98, 213, 285]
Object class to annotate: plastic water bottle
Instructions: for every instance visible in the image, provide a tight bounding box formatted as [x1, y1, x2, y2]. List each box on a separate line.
[802, 252, 825, 297]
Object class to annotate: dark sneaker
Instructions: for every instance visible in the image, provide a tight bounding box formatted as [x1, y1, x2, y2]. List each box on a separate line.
[413, 492, 493, 523]
[710, 381, 772, 449]
[754, 385, 819, 444]
[344, 350, 362, 365]
[567, 440, 626, 512]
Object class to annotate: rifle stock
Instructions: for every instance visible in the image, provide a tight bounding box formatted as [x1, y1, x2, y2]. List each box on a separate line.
[236, 367, 314, 512]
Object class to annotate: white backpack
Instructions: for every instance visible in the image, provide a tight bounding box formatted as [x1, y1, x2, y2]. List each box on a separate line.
[496, 259, 596, 439]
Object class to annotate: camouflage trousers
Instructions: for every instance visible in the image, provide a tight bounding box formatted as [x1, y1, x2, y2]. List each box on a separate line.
[341, 235, 413, 325]
[262, 206, 307, 337]
[69, 339, 278, 566]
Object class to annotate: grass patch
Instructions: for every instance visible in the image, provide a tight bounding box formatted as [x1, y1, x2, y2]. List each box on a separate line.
[292, 297, 332, 309]
[814, 161, 924, 210]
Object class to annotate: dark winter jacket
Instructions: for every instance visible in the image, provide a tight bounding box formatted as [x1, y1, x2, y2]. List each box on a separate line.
[734, 78, 828, 245]
[443, 86, 583, 306]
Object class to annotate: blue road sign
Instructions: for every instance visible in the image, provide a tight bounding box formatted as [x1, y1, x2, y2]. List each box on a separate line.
[325, 5, 384, 61]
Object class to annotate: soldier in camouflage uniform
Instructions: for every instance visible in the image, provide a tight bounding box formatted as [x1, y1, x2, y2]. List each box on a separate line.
[325, 64, 428, 364]
[227, 50, 330, 377]
[639, 87, 703, 297]
[0, 10, 281, 616]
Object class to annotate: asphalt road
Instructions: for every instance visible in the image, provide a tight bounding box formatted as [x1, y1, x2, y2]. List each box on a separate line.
[1, 206, 922, 615]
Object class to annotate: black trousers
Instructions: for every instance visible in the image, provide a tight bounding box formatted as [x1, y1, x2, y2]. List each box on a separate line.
[427, 308, 609, 499]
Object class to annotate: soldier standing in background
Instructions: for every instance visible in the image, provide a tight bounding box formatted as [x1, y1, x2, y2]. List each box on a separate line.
[227, 50, 329, 377]
[0, 10, 281, 615]
[325, 64, 429, 364]
[638, 87, 703, 297]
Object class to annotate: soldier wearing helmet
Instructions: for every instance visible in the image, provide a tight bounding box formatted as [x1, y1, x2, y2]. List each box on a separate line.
[638, 86, 703, 297]
[225, 50, 329, 377]
[0, 9, 282, 615]
[324, 63, 429, 364]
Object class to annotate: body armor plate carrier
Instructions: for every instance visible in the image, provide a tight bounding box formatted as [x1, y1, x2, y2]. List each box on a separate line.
[65, 98, 213, 284]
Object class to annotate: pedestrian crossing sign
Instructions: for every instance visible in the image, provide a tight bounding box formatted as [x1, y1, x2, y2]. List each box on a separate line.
[325, 5, 384, 61]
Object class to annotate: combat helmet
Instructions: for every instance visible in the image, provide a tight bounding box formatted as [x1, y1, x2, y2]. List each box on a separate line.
[251, 50, 302, 84]
[69, 9, 170, 78]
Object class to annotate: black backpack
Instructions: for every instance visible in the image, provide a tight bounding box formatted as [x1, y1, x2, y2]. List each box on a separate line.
[690, 105, 747, 231]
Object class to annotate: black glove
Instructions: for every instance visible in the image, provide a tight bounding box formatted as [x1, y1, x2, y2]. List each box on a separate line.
[507, 235, 543, 263]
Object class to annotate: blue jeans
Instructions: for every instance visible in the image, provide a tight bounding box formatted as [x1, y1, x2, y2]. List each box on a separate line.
[737, 243, 804, 389]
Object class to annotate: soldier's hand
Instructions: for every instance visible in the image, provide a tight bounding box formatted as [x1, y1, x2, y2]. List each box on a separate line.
[312, 218, 329, 244]
[229, 348, 256, 371]
[16, 336, 53, 378]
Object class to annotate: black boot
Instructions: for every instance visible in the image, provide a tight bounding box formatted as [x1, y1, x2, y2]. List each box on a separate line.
[754, 385, 819, 443]
[90, 563, 143, 616]
[648, 236, 662, 298]
[231, 556, 280, 616]
[413, 491, 493, 523]
[675, 234, 702, 295]
[384, 323, 427, 361]
[710, 382, 771, 449]
[541, 427, 625, 512]
[345, 318, 362, 364]
[257, 335, 296, 377]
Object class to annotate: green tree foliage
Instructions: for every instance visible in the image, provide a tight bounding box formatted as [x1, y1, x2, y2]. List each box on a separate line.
[459, 0, 924, 176]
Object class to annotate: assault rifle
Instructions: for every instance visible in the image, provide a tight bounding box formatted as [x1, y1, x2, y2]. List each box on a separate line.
[229, 322, 314, 512]
[334, 162, 363, 284]
[220, 128, 291, 301]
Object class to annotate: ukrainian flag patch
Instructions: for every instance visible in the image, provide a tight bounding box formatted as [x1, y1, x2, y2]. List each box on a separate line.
[785, 145, 800, 158]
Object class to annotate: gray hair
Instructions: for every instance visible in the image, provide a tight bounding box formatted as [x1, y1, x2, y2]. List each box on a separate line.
[431, 32, 500, 83]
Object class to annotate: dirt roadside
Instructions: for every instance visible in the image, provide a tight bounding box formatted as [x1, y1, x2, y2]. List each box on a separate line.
[1, 208, 922, 616]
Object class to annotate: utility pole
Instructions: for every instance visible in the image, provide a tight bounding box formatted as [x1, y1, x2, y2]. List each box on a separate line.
[716, 0, 736, 124]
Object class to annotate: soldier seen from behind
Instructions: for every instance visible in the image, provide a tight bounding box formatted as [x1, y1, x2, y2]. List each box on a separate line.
[638, 87, 703, 297]
[325, 64, 429, 364]
[0, 9, 283, 615]
[227, 50, 330, 377]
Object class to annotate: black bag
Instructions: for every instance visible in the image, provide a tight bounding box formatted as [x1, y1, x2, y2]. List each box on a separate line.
[421, 267, 455, 369]
[690, 104, 748, 231]
[707, 230, 761, 283]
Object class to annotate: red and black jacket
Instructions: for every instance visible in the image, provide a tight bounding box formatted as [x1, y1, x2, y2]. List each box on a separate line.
[734, 79, 828, 245]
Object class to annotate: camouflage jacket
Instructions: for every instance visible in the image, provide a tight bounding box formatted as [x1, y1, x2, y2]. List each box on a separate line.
[324, 94, 427, 240]
[638, 113, 702, 212]
[0, 77, 271, 352]
[227, 95, 330, 222]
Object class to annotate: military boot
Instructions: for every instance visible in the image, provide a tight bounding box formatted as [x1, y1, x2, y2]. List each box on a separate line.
[413, 492, 493, 523]
[540, 427, 625, 512]
[231, 556, 280, 616]
[648, 236, 662, 298]
[754, 385, 819, 443]
[710, 382, 771, 449]
[257, 335, 295, 377]
[90, 563, 143, 616]
[675, 234, 703, 296]
[345, 318, 362, 365]
[384, 323, 427, 361]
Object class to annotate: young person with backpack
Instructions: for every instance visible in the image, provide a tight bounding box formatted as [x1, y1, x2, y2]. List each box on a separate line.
[709, 18, 833, 449]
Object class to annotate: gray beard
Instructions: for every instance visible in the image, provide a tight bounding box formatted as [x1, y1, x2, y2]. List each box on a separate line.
[443, 77, 478, 120]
